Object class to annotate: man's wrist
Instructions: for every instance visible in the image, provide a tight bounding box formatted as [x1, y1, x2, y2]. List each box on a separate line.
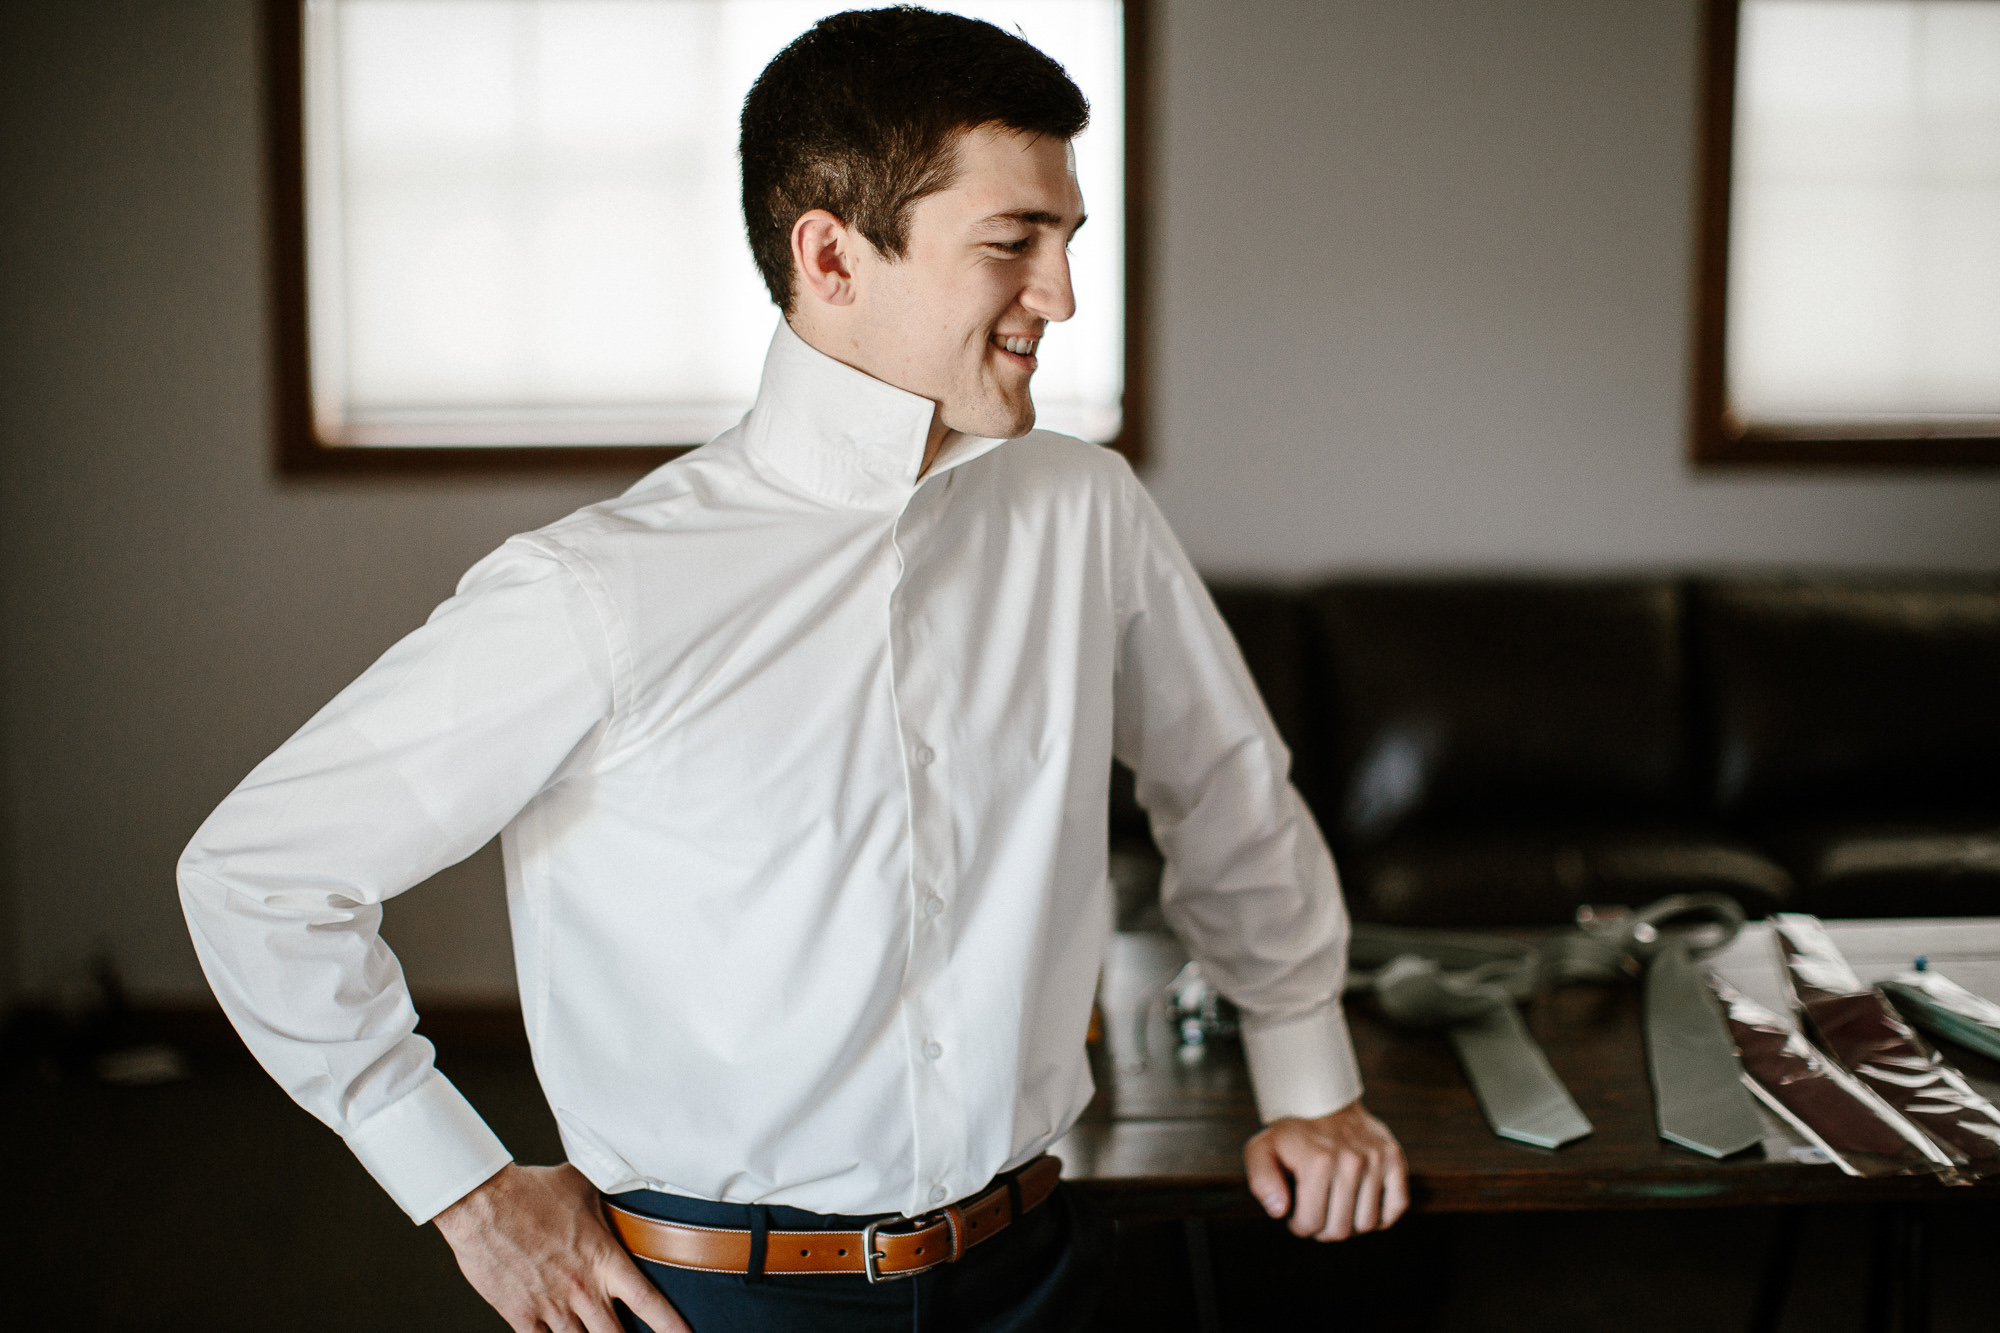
[433, 1161, 516, 1238]
[1269, 1096, 1363, 1127]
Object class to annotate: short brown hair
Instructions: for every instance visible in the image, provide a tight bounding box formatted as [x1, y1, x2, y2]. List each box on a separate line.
[739, 7, 1089, 313]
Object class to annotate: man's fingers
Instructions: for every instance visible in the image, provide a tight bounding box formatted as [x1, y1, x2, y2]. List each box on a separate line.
[573, 1288, 632, 1333]
[1244, 1111, 1413, 1245]
[1382, 1148, 1411, 1227]
[1242, 1134, 1292, 1219]
[1315, 1155, 1362, 1241]
[1285, 1150, 1333, 1237]
[603, 1250, 690, 1333]
[609, 1267, 690, 1333]
[1350, 1155, 1384, 1234]
[1248, 1108, 1410, 1243]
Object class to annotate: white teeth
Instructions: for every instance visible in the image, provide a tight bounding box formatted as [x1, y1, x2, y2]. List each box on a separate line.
[996, 336, 1039, 357]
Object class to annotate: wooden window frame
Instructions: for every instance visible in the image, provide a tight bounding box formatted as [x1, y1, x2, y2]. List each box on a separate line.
[262, 0, 1151, 475]
[1690, 0, 2000, 469]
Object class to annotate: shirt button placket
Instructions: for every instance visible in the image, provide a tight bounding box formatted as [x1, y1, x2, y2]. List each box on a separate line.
[889, 511, 965, 1213]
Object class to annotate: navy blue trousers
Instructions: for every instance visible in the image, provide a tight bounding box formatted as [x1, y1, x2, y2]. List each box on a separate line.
[609, 1178, 1112, 1333]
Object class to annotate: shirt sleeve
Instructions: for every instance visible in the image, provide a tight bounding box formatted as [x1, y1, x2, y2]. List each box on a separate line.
[1109, 469, 1363, 1123]
[177, 536, 619, 1223]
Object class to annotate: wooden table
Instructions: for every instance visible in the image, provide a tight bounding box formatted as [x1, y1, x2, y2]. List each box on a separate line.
[1055, 922, 2000, 1331]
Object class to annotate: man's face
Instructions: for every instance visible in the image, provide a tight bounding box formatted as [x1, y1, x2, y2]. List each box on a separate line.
[841, 126, 1086, 441]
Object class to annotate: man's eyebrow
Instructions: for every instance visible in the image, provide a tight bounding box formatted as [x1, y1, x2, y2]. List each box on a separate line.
[971, 209, 1088, 237]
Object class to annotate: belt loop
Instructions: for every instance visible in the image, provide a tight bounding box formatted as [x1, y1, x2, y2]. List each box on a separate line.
[1005, 1172, 1024, 1223]
[746, 1206, 769, 1283]
[942, 1204, 966, 1264]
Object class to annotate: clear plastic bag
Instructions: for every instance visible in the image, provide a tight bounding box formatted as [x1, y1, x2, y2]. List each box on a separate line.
[1881, 968, 2000, 1066]
[1710, 976, 1953, 1179]
[1775, 914, 2000, 1177]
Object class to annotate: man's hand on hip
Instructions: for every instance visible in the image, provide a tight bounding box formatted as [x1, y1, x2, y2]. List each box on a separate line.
[1243, 1101, 1409, 1241]
[434, 1162, 689, 1333]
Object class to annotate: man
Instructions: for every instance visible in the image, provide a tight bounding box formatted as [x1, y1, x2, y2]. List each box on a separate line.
[179, 9, 1405, 1331]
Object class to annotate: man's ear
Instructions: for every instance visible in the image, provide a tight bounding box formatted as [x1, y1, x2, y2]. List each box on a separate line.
[790, 210, 858, 309]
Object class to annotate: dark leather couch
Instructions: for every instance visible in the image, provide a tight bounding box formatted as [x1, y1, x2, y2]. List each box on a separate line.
[1111, 575, 2000, 929]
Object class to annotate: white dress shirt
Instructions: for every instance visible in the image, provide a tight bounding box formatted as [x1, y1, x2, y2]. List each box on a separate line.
[178, 322, 1361, 1226]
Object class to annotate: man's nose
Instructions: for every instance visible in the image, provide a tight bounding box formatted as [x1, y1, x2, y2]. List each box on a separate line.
[1022, 246, 1076, 324]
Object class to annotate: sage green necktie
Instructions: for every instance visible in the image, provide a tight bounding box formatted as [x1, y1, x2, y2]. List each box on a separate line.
[1358, 933, 1593, 1149]
[1351, 894, 1761, 1155]
[1561, 895, 1765, 1159]
[1449, 1001, 1595, 1150]
[1643, 938, 1766, 1158]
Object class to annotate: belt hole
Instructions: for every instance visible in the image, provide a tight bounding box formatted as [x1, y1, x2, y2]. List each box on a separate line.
[915, 1246, 924, 1255]
[799, 1248, 810, 1257]
[838, 1248, 847, 1256]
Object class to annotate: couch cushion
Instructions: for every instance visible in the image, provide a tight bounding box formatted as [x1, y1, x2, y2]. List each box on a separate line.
[1346, 826, 1795, 927]
[1763, 822, 2000, 919]
[1694, 577, 2000, 822]
[1308, 579, 1688, 846]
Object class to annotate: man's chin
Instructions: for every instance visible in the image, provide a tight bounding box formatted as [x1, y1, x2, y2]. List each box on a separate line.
[946, 396, 1036, 441]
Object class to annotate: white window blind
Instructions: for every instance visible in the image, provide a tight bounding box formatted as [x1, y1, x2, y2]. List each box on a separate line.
[302, 0, 1125, 448]
[1727, 0, 2000, 430]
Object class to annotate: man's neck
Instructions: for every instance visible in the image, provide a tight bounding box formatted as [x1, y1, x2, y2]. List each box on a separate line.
[921, 412, 955, 478]
[787, 315, 955, 480]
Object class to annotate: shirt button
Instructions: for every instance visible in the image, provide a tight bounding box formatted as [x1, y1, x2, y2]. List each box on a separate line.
[914, 744, 936, 767]
[929, 1185, 948, 1205]
[924, 1041, 944, 1061]
[923, 895, 945, 918]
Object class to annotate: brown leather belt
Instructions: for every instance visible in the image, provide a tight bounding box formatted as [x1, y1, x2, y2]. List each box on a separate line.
[605, 1155, 1062, 1283]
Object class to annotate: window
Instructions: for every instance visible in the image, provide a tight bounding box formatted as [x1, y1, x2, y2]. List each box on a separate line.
[1691, 0, 2000, 466]
[264, 0, 1147, 471]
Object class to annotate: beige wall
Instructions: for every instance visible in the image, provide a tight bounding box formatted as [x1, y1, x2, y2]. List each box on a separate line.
[4, 0, 1999, 1003]
[1144, 0, 2000, 576]
[0, 0, 620, 1002]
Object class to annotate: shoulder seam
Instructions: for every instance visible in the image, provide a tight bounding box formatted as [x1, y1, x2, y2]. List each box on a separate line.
[510, 534, 633, 763]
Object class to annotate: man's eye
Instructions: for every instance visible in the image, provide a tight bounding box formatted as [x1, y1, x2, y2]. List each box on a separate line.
[989, 239, 1031, 255]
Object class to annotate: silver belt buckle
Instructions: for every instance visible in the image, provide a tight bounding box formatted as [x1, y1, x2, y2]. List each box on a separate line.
[862, 1208, 960, 1284]
[862, 1217, 916, 1283]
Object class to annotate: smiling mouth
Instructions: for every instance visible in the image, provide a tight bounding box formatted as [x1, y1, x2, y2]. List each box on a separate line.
[992, 334, 1040, 361]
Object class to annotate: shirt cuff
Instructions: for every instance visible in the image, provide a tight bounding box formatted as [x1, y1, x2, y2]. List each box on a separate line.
[1240, 1003, 1365, 1124]
[343, 1068, 514, 1224]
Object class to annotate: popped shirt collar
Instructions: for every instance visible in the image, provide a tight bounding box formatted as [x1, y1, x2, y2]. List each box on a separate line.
[741, 320, 1011, 509]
